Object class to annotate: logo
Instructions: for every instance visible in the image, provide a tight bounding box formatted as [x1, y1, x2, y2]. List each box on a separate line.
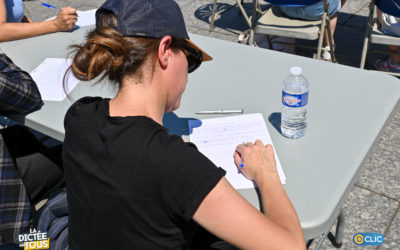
[18, 229, 49, 250]
[353, 233, 384, 246]
[283, 95, 301, 106]
[282, 91, 308, 107]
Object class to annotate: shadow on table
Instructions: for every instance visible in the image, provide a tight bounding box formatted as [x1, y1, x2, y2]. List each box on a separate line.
[268, 112, 282, 134]
[163, 112, 201, 137]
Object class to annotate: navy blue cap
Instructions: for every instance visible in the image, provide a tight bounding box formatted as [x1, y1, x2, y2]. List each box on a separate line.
[96, 0, 212, 61]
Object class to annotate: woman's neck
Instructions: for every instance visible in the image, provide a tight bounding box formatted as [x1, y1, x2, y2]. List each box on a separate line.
[109, 79, 166, 125]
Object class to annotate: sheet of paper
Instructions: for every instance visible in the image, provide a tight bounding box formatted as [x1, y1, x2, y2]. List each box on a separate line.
[76, 9, 96, 27]
[46, 9, 96, 27]
[30, 58, 79, 101]
[189, 113, 286, 189]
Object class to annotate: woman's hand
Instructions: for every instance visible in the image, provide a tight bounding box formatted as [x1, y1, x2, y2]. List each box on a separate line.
[233, 140, 277, 183]
[53, 7, 77, 31]
[195, 141, 304, 249]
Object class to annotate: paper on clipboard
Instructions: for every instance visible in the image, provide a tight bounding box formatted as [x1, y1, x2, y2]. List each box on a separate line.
[189, 113, 286, 189]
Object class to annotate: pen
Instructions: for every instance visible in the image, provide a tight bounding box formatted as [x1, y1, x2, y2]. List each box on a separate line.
[240, 142, 245, 168]
[42, 3, 57, 9]
[195, 109, 243, 114]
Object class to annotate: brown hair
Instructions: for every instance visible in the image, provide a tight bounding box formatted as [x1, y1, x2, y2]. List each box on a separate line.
[64, 10, 185, 92]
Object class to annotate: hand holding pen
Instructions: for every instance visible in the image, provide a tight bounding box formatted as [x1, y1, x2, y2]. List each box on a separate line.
[234, 140, 278, 185]
[42, 3, 78, 31]
[54, 6, 78, 31]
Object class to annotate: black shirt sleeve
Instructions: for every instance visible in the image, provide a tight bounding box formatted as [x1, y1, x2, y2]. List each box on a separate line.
[160, 135, 226, 221]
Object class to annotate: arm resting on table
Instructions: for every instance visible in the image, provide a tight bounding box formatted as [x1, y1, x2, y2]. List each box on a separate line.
[193, 177, 305, 250]
[0, 53, 43, 115]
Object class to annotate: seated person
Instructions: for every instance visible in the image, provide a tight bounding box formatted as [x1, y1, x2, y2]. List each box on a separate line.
[0, 52, 41, 243]
[279, 0, 347, 60]
[0, 0, 77, 42]
[0, 53, 64, 245]
[374, 8, 400, 73]
[62, 0, 305, 249]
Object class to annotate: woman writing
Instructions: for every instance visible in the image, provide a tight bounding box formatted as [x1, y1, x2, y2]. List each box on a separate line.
[63, 0, 305, 249]
[0, 0, 77, 42]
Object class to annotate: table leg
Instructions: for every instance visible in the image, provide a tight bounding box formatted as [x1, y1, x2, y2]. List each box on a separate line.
[333, 209, 345, 248]
[309, 209, 345, 249]
[313, 230, 329, 250]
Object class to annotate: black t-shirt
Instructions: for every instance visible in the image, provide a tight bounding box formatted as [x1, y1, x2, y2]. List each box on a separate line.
[63, 97, 226, 250]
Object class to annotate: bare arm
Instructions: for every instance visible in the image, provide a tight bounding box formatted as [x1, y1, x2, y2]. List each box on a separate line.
[0, 0, 77, 42]
[193, 141, 305, 250]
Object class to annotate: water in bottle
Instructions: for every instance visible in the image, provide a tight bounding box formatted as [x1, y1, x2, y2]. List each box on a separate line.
[281, 66, 309, 139]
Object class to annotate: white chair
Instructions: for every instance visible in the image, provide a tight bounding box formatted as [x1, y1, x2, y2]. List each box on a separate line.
[254, 0, 337, 62]
[359, 0, 400, 77]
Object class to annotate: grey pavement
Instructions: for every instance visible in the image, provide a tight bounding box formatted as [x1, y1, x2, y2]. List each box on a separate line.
[22, 0, 400, 249]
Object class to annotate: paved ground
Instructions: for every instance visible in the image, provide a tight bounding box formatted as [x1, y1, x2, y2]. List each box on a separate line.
[22, 0, 400, 249]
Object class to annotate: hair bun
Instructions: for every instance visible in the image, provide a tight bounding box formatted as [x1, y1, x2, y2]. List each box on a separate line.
[71, 28, 126, 81]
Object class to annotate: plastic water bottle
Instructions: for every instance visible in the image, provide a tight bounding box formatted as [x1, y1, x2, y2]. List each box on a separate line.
[281, 66, 309, 139]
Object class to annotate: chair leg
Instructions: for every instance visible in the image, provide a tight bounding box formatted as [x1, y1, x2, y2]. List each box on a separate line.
[209, 0, 218, 32]
[236, 0, 252, 27]
[256, 0, 264, 15]
[360, 0, 375, 69]
[317, 14, 327, 60]
[360, 33, 370, 69]
[249, 29, 255, 46]
[248, 0, 259, 46]
[325, 16, 337, 63]
[211, 0, 251, 31]
[266, 35, 273, 50]
[320, 0, 337, 62]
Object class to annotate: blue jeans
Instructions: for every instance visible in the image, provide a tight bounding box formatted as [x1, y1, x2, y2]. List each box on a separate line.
[279, 0, 341, 21]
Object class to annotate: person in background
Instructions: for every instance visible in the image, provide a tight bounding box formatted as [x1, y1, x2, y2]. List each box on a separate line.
[279, 0, 347, 61]
[0, 0, 77, 42]
[373, 8, 400, 73]
[0, 52, 42, 244]
[0, 52, 65, 247]
[62, 0, 305, 249]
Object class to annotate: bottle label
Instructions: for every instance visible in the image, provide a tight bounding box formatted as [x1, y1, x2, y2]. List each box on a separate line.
[282, 91, 308, 107]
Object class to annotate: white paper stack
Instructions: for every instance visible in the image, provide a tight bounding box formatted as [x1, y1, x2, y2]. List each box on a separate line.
[189, 113, 286, 189]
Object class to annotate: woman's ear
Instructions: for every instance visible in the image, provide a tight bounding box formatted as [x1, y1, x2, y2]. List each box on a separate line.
[158, 36, 173, 69]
